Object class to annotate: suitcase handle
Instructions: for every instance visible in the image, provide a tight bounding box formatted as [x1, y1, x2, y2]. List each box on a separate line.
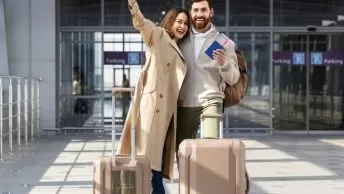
[112, 87, 136, 166]
[200, 113, 223, 139]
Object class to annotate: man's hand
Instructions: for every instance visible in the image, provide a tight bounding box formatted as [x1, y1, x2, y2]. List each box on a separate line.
[212, 49, 226, 66]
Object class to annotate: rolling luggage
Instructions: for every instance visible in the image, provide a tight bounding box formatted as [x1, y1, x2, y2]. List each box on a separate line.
[93, 87, 151, 194]
[178, 113, 249, 194]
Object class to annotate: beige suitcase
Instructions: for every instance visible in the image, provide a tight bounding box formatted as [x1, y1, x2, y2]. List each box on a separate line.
[178, 114, 249, 194]
[93, 87, 151, 194]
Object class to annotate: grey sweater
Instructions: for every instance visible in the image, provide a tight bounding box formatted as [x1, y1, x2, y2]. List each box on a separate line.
[178, 24, 240, 107]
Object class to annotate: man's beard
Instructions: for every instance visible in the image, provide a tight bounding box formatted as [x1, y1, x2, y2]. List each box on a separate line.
[192, 16, 211, 30]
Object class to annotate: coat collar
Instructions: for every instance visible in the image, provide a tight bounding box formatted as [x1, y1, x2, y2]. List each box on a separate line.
[163, 30, 185, 60]
[169, 38, 185, 60]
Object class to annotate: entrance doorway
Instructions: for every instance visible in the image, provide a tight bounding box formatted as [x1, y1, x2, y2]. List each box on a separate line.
[273, 32, 344, 133]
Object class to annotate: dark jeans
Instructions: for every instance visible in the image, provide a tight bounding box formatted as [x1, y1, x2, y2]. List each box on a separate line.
[151, 144, 166, 194]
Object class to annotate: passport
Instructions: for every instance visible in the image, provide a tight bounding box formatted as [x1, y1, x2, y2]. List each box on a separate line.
[204, 41, 224, 59]
[204, 33, 233, 59]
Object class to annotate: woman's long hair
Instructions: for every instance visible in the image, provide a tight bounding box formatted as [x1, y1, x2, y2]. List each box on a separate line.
[159, 8, 190, 41]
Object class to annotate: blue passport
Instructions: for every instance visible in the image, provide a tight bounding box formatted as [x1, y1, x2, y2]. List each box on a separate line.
[204, 40, 224, 59]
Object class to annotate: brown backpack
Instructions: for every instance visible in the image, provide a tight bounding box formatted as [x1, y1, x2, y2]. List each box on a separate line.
[223, 50, 248, 108]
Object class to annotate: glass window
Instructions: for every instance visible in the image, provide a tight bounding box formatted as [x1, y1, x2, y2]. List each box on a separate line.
[229, 0, 270, 26]
[94, 32, 102, 42]
[60, 32, 72, 42]
[59, 0, 101, 26]
[60, 32, 97, 42]
[104, 33, 123, 42]
[212, 0, 227, 26]
[104, 0, 130, 26]
[124, 43, 143, 51]
[124, 33, 142, 42]
[231, 32, 271, 96]
[273, 0, 344, 26]
[105, 0, 182, 27]
[59, 41, 101, 95]
[104, 43, 123, 51]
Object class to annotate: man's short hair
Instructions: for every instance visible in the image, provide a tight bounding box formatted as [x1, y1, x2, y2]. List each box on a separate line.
[188, 0, 213, 9]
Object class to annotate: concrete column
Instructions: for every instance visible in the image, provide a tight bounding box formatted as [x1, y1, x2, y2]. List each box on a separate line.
[0, 0, 9, 75]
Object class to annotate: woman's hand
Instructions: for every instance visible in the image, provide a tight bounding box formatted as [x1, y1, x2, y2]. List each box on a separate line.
[128, 0, 136, 8]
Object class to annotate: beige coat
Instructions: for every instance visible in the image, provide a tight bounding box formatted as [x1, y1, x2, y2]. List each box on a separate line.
[116, 1, 187, 180]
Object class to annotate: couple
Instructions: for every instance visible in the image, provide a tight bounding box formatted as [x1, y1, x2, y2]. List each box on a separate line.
[117, 0, 240, 193]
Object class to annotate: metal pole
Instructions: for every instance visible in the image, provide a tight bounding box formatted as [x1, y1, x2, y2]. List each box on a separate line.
[24, 79, 28, 145]
[56, 0, 61, 130]
[251, 33, 256, 93]
[36, 79, 40, 138]
[0, 78, 3, 161]
[28, 0, 32, 79]
[306, 34, 310, 134]
[31, 80, 34, 140]
[101, 0, 105, 131]
[225, 0, 230, 36]
[112, 94, 116, 166]
[17, 79, 21, 149]
[269, 0, 274, 134]
[8, 78, 13, 153]
[28, 0, 33, 138]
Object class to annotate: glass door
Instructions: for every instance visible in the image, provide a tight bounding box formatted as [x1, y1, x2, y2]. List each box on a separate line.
[273, 32, 344, 132]
[273, 33, 307, 131]
[58, 32, 102, 131]
[224, 32, 271, 133]
[308, 33, 344, 130]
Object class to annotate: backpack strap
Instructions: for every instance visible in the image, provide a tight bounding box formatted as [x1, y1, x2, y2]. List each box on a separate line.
[235, 49, 248, 74]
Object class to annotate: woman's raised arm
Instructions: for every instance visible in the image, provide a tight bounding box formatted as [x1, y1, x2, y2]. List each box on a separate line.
[128, 0, 162, 47]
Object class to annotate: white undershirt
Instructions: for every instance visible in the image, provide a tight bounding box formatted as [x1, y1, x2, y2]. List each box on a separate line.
[192, 24, 215, 60]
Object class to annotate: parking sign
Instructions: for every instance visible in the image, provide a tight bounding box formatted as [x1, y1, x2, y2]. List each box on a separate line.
[293, 52, 305, 65]
[128, 52, 140, 65]
[311, 52, 323, 65]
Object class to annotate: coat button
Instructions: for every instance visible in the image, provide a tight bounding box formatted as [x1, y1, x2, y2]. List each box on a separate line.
[156, 109, 160, 113]
[167, 63, 171, 67]
[159, 94, 163, 98]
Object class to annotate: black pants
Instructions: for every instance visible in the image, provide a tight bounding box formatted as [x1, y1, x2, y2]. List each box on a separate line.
[151, 143, 166, 194]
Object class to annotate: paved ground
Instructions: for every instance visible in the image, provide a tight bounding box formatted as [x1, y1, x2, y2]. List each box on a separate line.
[1, 133, 344, 194]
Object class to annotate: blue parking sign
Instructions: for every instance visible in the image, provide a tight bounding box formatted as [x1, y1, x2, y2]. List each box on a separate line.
[311, 52, 323, 65]
[293, 52, 305, 65]
[128, 52, 140, 65]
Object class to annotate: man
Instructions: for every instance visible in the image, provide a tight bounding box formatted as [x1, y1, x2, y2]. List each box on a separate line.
[176, 0, 240, 153]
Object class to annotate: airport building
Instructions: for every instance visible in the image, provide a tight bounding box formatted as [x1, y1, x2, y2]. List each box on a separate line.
[1, 1, 344, 194]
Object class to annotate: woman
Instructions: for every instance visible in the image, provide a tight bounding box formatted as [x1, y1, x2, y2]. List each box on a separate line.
[116, 0, 190, 193]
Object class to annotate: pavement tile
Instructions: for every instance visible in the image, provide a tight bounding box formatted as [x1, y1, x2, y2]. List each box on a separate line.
[1, 135, 344, 194]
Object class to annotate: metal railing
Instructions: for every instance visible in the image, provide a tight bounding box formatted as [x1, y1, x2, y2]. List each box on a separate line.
[0, 76, 40, 161]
